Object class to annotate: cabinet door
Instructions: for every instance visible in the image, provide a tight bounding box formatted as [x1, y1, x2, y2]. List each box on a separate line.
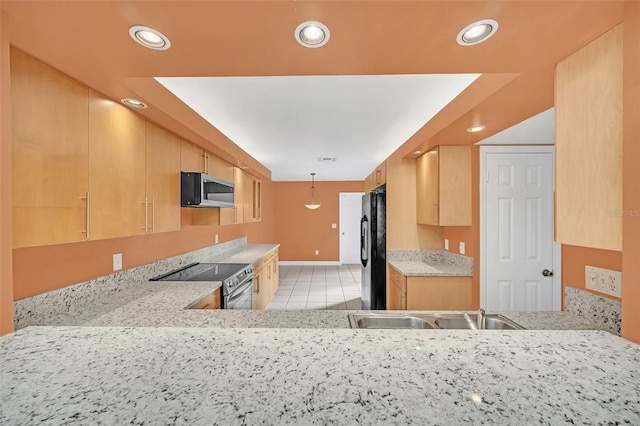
[416, 149, 439, 225]
[180, 140, 205, 173]
[438, 146, 472, 226]
[252, 178, 262, 222]
[145, 121, 181, 233]
[220, 167, 241, 225]
[11, 48, 90, 248]
[207, 153, 234, 182]
[388, 281, 406, 310]
[375, 163, 386, 187]
[406, 277, 472, 310]
[89, 90, 146, 240]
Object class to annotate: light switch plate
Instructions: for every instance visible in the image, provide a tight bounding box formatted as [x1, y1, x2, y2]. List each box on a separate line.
[459, 242, 465, 255]
[332, 223, 337, 229]
[113, 253, 123, 271]
[444, 239, 449, 250]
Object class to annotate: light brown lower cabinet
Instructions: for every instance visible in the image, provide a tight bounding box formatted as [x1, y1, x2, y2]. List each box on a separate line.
[190, 288, 221, 309]
[253, 248, 279, 310]
[388, 267, 472, 310]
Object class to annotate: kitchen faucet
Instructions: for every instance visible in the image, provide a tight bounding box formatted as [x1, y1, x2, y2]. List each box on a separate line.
[477, 308, 486, 329]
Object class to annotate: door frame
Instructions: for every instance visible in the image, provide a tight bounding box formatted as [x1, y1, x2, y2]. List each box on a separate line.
[339, 192, 365, 264]
[479, 145, 561, 310]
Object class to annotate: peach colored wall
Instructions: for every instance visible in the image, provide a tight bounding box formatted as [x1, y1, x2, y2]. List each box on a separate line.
[442, 146, 479, 308]
[13, 181, 276, 300]
[273, 181, 364, 262]
[561, 245, 622, 298]
[622, 2, 640, 343]
[0, 5, 15, 334]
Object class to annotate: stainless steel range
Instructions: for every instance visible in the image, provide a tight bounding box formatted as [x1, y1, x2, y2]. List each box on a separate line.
[150, 263, 254, 309]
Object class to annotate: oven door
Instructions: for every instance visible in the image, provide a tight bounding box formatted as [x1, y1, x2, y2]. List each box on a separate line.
[224, 278, 253, 309]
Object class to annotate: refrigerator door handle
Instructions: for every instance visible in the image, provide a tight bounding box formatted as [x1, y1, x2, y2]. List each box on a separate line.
[360, 215, 369, 267]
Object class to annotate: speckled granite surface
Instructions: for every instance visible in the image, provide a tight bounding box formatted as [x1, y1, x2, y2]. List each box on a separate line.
[1, 326, 638, 425]
[388, 249, 473, 276]
[564, 286, 621, 335]
[13, 238, 274, 329]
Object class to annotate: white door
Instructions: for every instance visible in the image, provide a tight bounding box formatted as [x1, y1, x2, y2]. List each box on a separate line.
[481, 146, 560, 311]
[340, 192, 364, 264]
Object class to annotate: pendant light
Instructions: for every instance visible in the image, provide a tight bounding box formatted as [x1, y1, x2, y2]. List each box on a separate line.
[304, 173, 321, 210]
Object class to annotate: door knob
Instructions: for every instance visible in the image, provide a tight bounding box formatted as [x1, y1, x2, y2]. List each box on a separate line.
[542, 269, 553, 277]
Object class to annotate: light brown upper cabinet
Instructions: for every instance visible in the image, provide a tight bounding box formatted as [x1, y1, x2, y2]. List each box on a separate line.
[180, 139, 206, 173]
[145, 121, 181, 233]
[364, 161, 386, 193]
[555, 25, 623, 251]
[89, 90, 146, 240]
[416, 146, 471, 226]
[207, 154, 234, 183]
[220, 167, 243, 225]
[252, 177, 262, 222]
[11, 48, 90, 248]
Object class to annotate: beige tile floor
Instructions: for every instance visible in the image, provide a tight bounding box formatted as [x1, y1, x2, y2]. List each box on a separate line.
[266, 264, 362, 310]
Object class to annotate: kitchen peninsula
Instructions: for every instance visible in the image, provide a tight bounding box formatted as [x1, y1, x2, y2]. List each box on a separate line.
[1, 239, 638, 424]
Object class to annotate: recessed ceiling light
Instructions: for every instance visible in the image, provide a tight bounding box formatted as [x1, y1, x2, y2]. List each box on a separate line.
[456, 19, 499, 46]
[413, 150, 424, 155]
[129, 25, 171, 50]
[295, 21, 330, 48]
[121, 98, 147, 109]
[467, 125, 485, 133]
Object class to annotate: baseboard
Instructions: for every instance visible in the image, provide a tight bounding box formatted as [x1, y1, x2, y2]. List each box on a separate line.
[278, 261, 343, 266]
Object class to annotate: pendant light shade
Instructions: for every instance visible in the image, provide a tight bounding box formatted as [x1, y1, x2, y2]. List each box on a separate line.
[304, 173, 321, 209]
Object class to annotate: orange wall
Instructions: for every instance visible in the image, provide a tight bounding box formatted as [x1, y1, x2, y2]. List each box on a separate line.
[561, 245, 622, 296]
[622, 2, 640, 343]
[13, 180, 276, 300]
[273, 181, 364, 262]
[442, 145, 480, 308]
[0, 5, 15, 334]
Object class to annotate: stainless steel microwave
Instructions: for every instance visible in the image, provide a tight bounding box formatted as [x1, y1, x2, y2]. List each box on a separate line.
[181, 172, 234, 208]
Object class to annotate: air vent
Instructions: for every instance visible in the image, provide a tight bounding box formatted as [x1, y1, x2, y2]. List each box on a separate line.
[318, 157, 337, 162]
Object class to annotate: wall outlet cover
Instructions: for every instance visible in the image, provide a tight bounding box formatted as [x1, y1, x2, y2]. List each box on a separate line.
[459, 241, 465, 255]
[315, 250, 319, 255]
[214, 234, 219, 244]
[113, 253, 123, 271]
[444, 239, 449, 250]
[332, 223, 337, 229]
[585, 265, 622, 298]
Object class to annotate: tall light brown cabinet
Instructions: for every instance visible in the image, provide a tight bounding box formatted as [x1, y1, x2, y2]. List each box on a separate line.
[555, 24, 623, 251]
[416, 146, 471, 226]
[12, 48, 182, 248]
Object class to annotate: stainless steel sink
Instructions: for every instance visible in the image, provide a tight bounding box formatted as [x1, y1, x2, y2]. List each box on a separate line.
[433, 314, 525, 330]
[348, 312, 525, 330]
[349, 315, 436, 329]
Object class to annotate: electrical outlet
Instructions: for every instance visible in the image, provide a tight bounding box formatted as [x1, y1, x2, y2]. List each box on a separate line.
[331, 223, 337, 229]
[113, 253, 122, 271]
[607, 270, 622, 298]
[459, 241, 465, 255]
[315, 249, 319, 255]
[214, 234, 219, 244]
[585, 265, 622, 298]
[444, 239, 449, 250]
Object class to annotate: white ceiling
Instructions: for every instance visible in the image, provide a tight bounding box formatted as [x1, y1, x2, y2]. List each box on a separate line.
[475, 108, 555, 145]
[157, 74, 480, 181]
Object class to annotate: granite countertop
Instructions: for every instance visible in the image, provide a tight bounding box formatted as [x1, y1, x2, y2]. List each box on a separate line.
[388, 249, 473, 277]
[1, 326, 638, 425]
[221, 243, 279, 265]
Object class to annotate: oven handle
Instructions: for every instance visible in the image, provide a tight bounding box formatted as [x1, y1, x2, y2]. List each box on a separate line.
[226, 278, 253, 302]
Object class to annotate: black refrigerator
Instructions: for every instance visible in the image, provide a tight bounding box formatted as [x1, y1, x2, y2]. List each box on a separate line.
[360, 189, 386, 310]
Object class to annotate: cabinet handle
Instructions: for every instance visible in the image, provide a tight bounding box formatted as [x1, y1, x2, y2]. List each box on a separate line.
[81, 192, 90, 239]
[141, 198, 148, 232]
[432, 201, 437, 224]
[151, 198, 155, 232]
[400, 292, 405, 309]
[376, 169, 381, 184]
[256, 276, 260, 294]
[203, 153, 208, 174]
